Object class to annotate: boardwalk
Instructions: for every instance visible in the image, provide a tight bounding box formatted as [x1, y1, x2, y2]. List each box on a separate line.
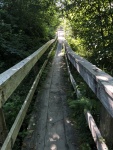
[22, 30, 78, 150]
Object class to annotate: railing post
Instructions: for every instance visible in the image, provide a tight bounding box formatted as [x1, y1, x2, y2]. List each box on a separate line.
[100, 105, 113, 149]
[33, 63, 38, 76]
[0, 39, 55, 149]
[0, 108, 7, 146]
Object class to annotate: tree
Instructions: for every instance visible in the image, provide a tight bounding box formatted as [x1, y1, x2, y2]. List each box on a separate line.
[0, 0, 59, 72]
[62, 0, 113, 73]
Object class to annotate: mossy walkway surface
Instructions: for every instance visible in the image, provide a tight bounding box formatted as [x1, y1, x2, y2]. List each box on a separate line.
[22, 38, 78, 150]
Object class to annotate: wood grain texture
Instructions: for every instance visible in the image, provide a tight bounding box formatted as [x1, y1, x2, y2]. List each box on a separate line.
[0, 39, 55, 107]
[85, 110, 108, 150]
[65, 42, 113, 118]
[0, 45, 55, 150]
[64, 53, 81, 98]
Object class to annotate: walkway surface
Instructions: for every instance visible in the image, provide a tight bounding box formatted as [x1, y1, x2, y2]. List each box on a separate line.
[22, 30, 78, 150]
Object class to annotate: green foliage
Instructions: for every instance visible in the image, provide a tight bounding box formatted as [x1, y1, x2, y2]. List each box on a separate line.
[3, 71, 35, 129]
[67, 65, 100, 149]
[62, 0, 113, 75]
[69, 97, 93, 112]
[80, 143, 92, 150]
[68, 97, 97, 149]
[0, 0, 60, 72]
[68, 95, 99, 149]
[2, 43, 56, 150]
[0, 4, 59, 147]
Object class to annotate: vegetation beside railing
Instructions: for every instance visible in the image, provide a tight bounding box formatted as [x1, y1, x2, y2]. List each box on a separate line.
[0, 0, 60, 74]
[65, 42, 110, 150]
[0, 39, 56, 149]
[66, 63, 100, 150]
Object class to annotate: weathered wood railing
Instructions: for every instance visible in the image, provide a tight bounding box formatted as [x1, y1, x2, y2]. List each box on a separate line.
[64, 41, 113, 150]
[0, 38, 56, 149]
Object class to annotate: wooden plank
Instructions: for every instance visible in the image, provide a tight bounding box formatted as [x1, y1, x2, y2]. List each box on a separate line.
[65, 53, 81, 98]
[65, 42, 113, 118]
[84, 110, 108, 150]
[0, 108, 7, 145]
[0, 45, 54, 150]
[0, 39, 55, 107]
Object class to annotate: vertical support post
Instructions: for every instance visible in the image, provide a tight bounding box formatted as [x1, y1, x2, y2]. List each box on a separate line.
[0, 108, 7, 146]
[100, 105, 113, 149]
[33, 63, 38, 76]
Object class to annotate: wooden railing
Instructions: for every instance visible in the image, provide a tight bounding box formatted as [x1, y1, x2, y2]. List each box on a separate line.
[0, 35, 112, 150]
[0, 38, 56, 149]
[64, 41, 111, 150]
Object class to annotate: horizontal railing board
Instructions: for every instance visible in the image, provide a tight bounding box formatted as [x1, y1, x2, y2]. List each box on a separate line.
[65, 42, 113, 118]
[0, 44, 55, 150]
[64, 53, 81, 98]
[0, 39, 55, 107]
[85, 110, 108, 150]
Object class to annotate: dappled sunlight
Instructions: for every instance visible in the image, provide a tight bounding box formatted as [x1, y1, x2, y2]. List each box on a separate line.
[66, 119, 74, 126]
[58, 52, 64, 56]
[50, 144, 57, 150]
[95, 74, 113, 94]
[49, 133, 60, 141]
[104, 84, 113, 93]
[49, 138, 56, 142]
[66, 119, 71, 124]
[52, 133, 60, 140]
[96, 76, 109, 81]
[87, 113, 97, 141]
[86, 111, 108, 149]
[12, 67, 21, 71]
[49, 133, 60, 140]
[49, 133, 60, 142]
[76, 63, 80, 73]
[49, 117, 53, 122]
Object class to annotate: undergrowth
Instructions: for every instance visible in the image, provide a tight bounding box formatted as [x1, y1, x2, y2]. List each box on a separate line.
[2, 41, 57, 150]
[67, 64, 101, 150]
[14, 41, 57, 150]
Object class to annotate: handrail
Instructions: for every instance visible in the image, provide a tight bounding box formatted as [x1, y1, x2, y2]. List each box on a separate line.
[0, 39, 57, 149]
[0, 39, 55, 107]
[84, 110, 108, 150]
[65, 42, 113, 118]
[64, 50, 81, 98]
[64, 41, 109, 150]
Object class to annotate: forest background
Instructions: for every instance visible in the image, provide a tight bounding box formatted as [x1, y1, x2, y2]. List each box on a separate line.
[1, 0, 113, 74]
[1, 0, 113, 149]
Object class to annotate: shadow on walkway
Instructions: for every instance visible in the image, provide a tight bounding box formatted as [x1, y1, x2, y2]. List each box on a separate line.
[22, 30, 78, 150]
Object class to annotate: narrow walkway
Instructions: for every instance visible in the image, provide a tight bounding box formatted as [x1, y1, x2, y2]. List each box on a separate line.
[22, 32, 78, 150]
